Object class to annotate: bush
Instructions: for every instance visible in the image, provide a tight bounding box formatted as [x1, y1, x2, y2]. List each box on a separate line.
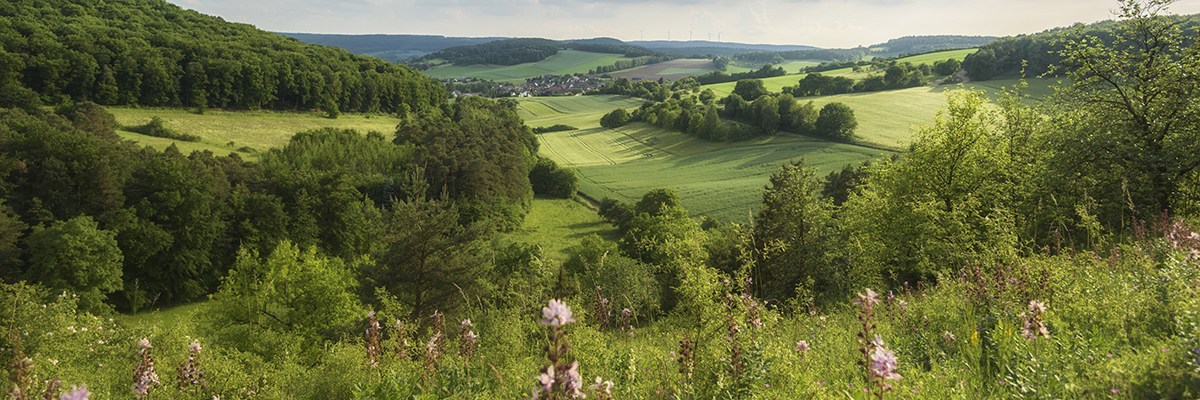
[529, 157, 579, 199]
[127, 116, 202, 142]
[815, 102, 857, 139]
[599, 108, 630, 128]
[532, 124, 578, 134]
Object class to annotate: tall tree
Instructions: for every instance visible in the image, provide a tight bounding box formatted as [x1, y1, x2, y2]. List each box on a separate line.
[1048, 0, 1200, 222]
[25, 216, 123, 314]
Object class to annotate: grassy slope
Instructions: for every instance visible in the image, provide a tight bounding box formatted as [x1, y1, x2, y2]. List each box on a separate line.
[522, 95, 889, 222]
[108, 107, 403, 159]
[706, 48, 983, 97]
[423, 50, 633, 82]
[504, 196, 621, 264]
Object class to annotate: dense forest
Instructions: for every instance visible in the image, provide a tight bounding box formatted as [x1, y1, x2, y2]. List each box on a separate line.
[0, 0, 446, 114]
[960, 11, 1200, 79]
[416, 38, 683, 68]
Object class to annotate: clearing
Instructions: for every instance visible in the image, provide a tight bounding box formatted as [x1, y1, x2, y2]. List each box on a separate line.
[422, 50, 633, 82]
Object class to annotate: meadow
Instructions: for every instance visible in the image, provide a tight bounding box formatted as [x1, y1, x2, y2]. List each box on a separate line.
[705, 48, 982, 97]
[422, 50, 633, 82]
[520, 95, 889, 222]
[107, 107, 404, 160]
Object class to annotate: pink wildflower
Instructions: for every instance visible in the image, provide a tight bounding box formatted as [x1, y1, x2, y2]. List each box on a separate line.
[541, 299, 577, 326]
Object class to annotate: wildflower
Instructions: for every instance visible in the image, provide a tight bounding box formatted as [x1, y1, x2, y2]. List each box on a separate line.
[853, 288, 881, 307]
[50, 359, 58, 366]
[541, 299, 577, 326]
[137, 338, 152, 351]
[132, 338, 160, 398]
[564, 361, 585, 398]
[796, 340, 811, 352]
[1111, 389, 1120, 393]
[536, 365, 556, 393]
[60, 385, 90, 400]
[941, 331, 956, 342]
[461, 319, 473, 329]
[869, 344, 902, 391]
[591, 376, 614, 395]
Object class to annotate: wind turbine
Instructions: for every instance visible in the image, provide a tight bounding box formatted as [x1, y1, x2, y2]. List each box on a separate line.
[639, 29, 644, 41]
[667, 30, 670, 41]
[717, 32, 722, 42]
[689, 30, 693, 41]
[708, 32, 712, 41]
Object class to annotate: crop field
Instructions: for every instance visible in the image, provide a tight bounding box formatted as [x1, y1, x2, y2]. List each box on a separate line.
[107, 107, 403, 157]
[521, 94, 892, 222]
[610, 59, 717, 81]
[894, 48, 979, 66]
[516, 95, 645, 129]
[547, 123, 885, 222]
[422, 50, 633, 82]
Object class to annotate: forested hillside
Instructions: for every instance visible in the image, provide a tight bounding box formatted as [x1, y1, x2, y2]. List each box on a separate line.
[0, 0, 446, 113]
[960, 11, 1200, 79]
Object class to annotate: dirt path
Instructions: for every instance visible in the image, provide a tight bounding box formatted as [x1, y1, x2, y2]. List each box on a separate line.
[953, 68, 971, 83]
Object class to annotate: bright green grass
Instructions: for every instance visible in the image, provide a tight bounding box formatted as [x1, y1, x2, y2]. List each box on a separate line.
[571, 125, 886, 222]
[517, 95, 645, 130]
[116, 130, 258, 160]
[423, 50, 633, 83]
[894, 48, 979, 66]
[115, 301, 206, 330]
[107, 107, 402, 155]
[535, 120, 887, 222]
[504, 196, 621, 263]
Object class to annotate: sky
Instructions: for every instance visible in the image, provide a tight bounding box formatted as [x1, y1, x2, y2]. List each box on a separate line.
[173, 0, 1200, 48]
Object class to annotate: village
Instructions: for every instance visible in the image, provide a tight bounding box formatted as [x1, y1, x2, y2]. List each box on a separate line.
[442, 73, 612, 98]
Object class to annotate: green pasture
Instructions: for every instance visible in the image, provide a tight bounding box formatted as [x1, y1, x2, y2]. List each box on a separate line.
[566, 124, 886, 222]
[895, 48, 979, 66]
[505, 196, 621, 263]
[423, 50, 633, 82]
[107, 107, 402, 157]
[534, 118, 888, 222]
[516, 95, 645, 129]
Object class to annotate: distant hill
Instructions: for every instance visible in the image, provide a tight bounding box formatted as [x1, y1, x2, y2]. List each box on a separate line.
[278, 33, 510, 62]
[865, 35, 998, 55]
[630, 40, 820, 55]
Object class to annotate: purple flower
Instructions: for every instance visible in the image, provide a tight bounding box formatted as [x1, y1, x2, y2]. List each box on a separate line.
[188, 341, 202, 353]
[461, 319, 473, 329]
[536, 365, 556, 393]
[59, 385, 90, 400]
[869, 345, 902, 386]
[796, 340, 811, 352]
[541, 299, 576, 326]
[853, 289, 881, 307]
[137, 338, 152, 351]
[565, 361, 585, 398]
[591, 376, 614, 395]
[1027, 300, 1048, 314]
[1111, 389, 1120, 393]
[465, 331, 478, 341]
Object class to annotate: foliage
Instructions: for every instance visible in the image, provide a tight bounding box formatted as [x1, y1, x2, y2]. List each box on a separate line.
[530, 157, 579, 199]
[24, 216, 123, 314]
[1043, 0, 1200, 225]
[204, 240, 366, 362]
[753, 160, 833, 303]
[0, 0, 446, 113]
[366, 172, 488, 322]
[532, 124, 578, 134]
[395, 96, 538, 231]
[125, 116, 200, 142]
[814, 102, 858, 139]
[599, 108, 631, 128]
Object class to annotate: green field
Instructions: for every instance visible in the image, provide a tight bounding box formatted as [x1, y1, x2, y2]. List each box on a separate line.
[107, 107, 404, 158]
[520, 95, 892, 222]
[706, 48, 983, 98]
[516, 95, 645, 129]
[504, 196, 621, 263]
[423, 50, 633, 82]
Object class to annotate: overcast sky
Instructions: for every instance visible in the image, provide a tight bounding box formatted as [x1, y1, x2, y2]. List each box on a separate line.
[173, 0, 1200, 48]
